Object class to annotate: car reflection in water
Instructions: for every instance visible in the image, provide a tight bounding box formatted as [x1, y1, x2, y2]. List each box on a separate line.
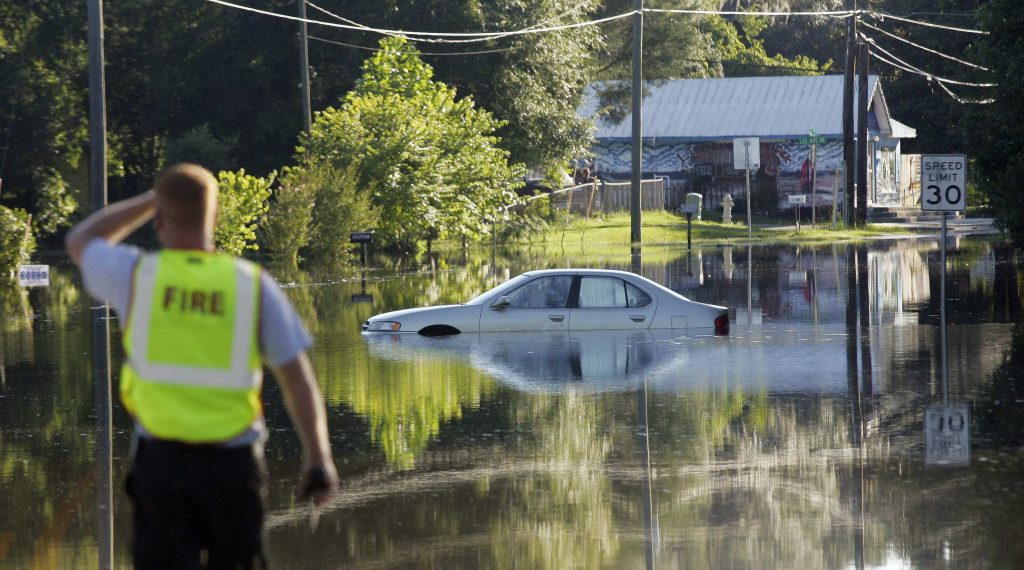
[363, 324, 862, 395]
[361, 269, 730, 336]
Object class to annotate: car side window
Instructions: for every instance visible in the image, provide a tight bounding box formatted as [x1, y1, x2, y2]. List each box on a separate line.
[506, 276, 573, 308]
[578, 277, 628, 308]
[625, 282, 652, 308]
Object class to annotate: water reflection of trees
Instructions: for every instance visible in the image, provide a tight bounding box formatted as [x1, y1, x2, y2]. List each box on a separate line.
[0, 268, 112, 567]
[6, 240, 1017, 566]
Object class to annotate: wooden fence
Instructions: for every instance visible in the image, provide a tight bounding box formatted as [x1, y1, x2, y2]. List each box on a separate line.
[548, 179, 685, 215]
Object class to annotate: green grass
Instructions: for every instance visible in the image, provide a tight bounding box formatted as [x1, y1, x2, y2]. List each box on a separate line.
[541, 210, 910, 248]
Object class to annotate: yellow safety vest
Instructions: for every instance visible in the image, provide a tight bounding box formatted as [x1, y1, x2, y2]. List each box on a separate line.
[121, 249, 262, 443]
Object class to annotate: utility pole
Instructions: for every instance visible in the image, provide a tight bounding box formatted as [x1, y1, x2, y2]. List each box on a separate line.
[630, 0, 643, 245]
[88, 0, 107, 211]
[843, 1, 857, 226]
[298, 0, 312, 134]
[87, 1, 113, 568]
[856, 42, 870, 226]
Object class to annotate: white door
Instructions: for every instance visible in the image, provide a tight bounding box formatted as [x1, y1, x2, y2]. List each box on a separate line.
[478, 275, 573, 331]
[569, 276, 655, 331]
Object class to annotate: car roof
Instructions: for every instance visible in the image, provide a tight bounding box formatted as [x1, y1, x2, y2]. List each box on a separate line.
[521, 268, 639, 279]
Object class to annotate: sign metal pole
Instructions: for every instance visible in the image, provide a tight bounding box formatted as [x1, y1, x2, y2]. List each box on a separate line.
[744, 142, 752, 239]
[941, 211, 948, 407]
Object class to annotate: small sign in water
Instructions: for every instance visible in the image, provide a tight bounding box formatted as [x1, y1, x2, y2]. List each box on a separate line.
[17, 264, 49, 287]
[925, 404, 970, 466]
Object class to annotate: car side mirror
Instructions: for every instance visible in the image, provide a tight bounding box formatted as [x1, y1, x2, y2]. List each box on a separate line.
[491, 296, 510, 310]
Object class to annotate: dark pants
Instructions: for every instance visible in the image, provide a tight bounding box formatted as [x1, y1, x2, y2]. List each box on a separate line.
[126, 437, 267, 570]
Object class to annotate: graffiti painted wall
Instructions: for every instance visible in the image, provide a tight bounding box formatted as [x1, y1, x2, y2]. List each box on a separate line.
[592, 140, 847, 211]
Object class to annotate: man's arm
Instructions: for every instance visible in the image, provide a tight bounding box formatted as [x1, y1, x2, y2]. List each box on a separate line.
[65, 191, 156, 267]
[271, 352, 339, 507]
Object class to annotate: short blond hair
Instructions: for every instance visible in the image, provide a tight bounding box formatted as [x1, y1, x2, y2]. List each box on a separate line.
[153, 163, 218, 232]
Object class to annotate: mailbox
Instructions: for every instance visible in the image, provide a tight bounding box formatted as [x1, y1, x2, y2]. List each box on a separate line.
[683, 193, 703, 221]
[350, 231, 375, 244]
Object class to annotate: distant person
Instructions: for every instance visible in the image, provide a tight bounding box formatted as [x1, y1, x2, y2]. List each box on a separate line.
[66, 163, 338, 569]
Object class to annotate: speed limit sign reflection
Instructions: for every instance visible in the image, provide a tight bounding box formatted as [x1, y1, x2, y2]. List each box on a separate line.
[921, 154, 967, 211]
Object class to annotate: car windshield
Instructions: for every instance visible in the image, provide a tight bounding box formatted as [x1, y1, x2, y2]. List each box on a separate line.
[506, 276, 573, 308]
[465, 274, 533, 305]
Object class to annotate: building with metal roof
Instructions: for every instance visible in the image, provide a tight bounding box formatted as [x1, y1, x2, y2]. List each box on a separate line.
[578, 75, 917, 213]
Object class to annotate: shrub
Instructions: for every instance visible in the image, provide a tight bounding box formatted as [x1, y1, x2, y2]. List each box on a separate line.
[214, 169, 274, 256]
[261, 166, 315, 265]
[0, 206, 36, 283]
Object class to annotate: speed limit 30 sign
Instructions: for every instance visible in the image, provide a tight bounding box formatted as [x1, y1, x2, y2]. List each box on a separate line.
[921, 154, 967, 211]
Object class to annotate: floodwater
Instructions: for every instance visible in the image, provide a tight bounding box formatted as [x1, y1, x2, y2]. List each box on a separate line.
[1, 236, 1023, 569]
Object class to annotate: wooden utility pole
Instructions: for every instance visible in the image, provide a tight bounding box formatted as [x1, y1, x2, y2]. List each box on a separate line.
[630, 0, 644, 245]
[88, 0, 107, 211]
[843, 1, 857, 225]
[856, 42, 870, 226]
[87, 1, 113, 568]
[298, 0, 312, 134]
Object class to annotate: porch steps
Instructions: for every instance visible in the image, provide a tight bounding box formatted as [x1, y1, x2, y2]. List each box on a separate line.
[867, 206, 950, 224]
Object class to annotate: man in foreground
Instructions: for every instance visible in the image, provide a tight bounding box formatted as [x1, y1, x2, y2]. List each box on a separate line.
[66, 163, 338, 568]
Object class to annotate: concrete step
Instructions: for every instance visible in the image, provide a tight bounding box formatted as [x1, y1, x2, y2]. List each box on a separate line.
[868, 207, 948, 223]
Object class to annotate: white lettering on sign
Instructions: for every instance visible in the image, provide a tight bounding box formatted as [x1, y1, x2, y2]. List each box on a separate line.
[920, 154, 967, 212]
[18, 264, 50, 287]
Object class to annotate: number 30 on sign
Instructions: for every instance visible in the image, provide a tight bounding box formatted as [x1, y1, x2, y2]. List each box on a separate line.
[921, 154, 967, 212]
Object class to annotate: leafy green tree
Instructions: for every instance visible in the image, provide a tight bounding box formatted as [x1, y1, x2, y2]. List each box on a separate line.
[31, 168, 78, 238]
[303, 37, 523, 252]
[214, 169, 273, 256]
[969, 0, 1024, 245]
[592, 3, 827, 120]
[0, 2, 87, 241]
[871, 0, 985, 155]
[103, 0, 305, 195]
[164, 125, 239, 174]
[302, 161, 379, 263]
[439, 0, 603, 172]
[757, 0, 847, 71]
[261, 167, 315, 265]
[700, 14, 829, 76]
[0, 205, 35, 281]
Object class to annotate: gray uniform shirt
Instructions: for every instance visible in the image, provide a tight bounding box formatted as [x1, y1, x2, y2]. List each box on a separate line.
[81, 239, 313, 444]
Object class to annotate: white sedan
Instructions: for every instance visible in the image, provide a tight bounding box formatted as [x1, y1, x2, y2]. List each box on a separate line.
[361, 269, 730, 335]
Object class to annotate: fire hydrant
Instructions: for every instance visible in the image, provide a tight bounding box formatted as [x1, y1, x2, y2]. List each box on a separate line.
[721, 194, 734, 224]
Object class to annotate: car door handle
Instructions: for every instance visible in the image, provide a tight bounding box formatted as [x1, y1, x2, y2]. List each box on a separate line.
[629, 315, 646, 322]
[548, 315, 565, 322]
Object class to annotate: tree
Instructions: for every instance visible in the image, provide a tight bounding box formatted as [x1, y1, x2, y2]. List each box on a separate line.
[302, 37, 523, 252]
[870, 0, 986, 154]
[700, 14, 829, 76]
[591, 2, 828, 121]
[0, 2, 87, 241]
[261, 167, 315, 265]
[0, 205, 34, 281]
[437, 0, 603, 173]
[968, 0, 1024, 246]
[302, 161, 378, 263]
[214, 169, 274, 256]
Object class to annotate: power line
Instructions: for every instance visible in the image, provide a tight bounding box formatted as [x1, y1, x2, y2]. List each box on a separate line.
[859, 20, 988, 71]
[201, 0, 636, 43]
[859, 33, 995, 87]
[307, 34, 829, 71]
[870, 48, 993, 104]
[305, 1, 371, 31]
[203, 2, 995, 48]
[308, 34, 523, 56]
[647, 7, 855, 17]
[861, 34, 996, 105]
[867, 11, 987, 35]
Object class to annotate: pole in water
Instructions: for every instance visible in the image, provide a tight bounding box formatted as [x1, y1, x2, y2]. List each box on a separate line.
[686, 212, 692, 251]
[940, 211, 949, 407]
